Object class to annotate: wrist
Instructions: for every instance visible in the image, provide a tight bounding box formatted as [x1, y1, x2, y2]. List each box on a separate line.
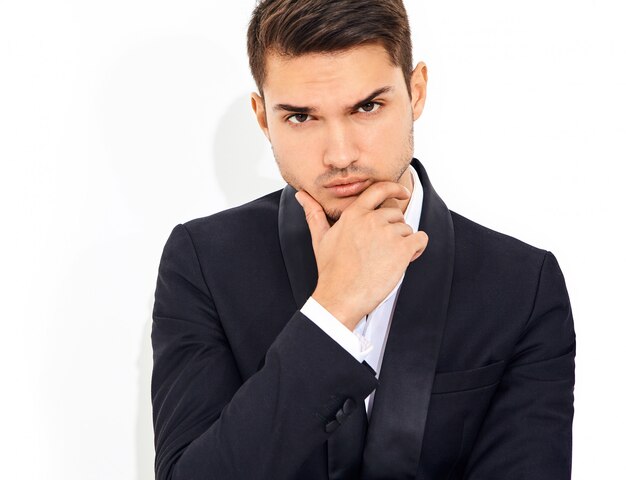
[311, 288, 364, 331]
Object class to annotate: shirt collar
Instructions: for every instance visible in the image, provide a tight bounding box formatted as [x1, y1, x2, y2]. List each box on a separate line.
[404, 163, 424, 233]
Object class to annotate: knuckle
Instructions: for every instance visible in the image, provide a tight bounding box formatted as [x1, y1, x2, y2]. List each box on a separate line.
[415, 233, 428, 249]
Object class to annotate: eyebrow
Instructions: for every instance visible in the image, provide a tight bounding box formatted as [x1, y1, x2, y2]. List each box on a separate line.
[272, 86, 394, 114]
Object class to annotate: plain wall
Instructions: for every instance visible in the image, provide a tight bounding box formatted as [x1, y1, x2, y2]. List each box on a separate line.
[1, 1, 624, 478]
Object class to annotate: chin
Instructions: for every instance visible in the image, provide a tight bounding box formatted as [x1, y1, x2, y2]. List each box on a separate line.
[323, 197, 358, 223]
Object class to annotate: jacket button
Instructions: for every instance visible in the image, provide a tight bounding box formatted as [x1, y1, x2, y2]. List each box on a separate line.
[342, 398, 356, 415]
[325, 419, 340, 433]
[336, 408, 347, 424]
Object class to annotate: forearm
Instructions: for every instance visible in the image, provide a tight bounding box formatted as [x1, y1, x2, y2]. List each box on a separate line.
[154, 310, 378, 480]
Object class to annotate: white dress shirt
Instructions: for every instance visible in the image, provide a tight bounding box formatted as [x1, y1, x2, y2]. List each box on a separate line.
[300, 164, 424, 418]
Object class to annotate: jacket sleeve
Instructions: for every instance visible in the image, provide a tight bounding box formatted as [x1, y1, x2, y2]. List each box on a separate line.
[463, 251, 576, 479]
[151, 224, 378, 480]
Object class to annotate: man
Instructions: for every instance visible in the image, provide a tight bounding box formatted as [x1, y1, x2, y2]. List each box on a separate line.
[151, 1, 576, 479]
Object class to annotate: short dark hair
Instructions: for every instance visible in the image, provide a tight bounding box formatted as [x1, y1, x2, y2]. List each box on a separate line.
[247, 0, 413, 96]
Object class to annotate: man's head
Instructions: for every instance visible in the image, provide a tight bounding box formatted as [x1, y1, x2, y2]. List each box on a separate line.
[247, 0, 427, 223]
[248, 0, 414, 97]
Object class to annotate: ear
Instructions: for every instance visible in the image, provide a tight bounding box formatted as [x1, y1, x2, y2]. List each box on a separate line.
[410, 61, 428, 121]
[251, 92, 270, 140]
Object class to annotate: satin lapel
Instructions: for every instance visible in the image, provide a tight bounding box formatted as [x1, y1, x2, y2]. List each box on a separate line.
[280, 184, 370, 480]
[278, 184, 318, 309]
[361, 158, 455, 479]
[277, 159, 455, 479]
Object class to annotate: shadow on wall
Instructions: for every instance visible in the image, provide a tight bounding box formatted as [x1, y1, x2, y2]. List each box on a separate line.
[99, 36, 284, 229]
[213, 94, 285, 208]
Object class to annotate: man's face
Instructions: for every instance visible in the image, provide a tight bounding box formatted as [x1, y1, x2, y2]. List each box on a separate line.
[252, 43, 427, 222]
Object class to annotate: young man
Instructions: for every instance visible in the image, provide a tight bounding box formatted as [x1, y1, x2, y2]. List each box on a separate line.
[151, 1, 575, 479]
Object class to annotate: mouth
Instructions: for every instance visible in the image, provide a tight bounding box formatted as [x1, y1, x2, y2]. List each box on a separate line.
[324, 179, 369, 197]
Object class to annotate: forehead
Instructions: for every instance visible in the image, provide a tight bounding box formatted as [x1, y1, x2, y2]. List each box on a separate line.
[262, 43, 404, 104]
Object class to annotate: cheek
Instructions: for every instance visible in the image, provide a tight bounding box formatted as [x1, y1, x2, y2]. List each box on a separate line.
[269, 129, 326, 177]
[269, 119, 321, 154]
[359, 111, 411, 155]
[267, 129, 319, 185]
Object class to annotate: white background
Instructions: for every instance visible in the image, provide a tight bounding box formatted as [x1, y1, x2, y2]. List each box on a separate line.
[1, 1, 624, 478]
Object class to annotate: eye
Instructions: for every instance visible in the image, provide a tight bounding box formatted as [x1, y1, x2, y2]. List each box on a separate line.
[357, 102, 381, 114]
[287, 113, 311, 124]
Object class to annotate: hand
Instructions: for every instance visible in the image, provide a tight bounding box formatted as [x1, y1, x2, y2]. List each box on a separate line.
[295, 182, 429, 331]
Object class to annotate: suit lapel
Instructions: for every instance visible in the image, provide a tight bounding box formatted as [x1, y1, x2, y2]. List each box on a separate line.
[361, 158, 455, 478]
[277, 158, 455, 479]
[278, 182, 318, 309]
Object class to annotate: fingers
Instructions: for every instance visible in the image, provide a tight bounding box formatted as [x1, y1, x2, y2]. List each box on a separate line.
[408, 231, 429, 262]
[294, 190, 330, 248]
[353, 181, 411, 212]
[377, 197, 402, 210]
[372, 207, 406, 225]
[388, 222, 415, 237]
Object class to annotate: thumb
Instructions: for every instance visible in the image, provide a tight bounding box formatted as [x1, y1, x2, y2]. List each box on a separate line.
[295, 190, 330, 248]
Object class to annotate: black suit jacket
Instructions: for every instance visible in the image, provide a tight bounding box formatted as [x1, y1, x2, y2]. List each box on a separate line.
[151, 158, 575, 480]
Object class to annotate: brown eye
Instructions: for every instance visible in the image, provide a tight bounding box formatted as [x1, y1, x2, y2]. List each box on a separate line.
[357, 102, 381, 114]
[287, 113, 310, 124]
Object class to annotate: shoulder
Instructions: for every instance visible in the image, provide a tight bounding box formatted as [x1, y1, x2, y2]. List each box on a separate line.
[173, 188, 283, 253]
[450, 210, 547, 256]
[185, 189, 282, 229]
[449, 210, 553, 285]
[444, 211, 571, 356]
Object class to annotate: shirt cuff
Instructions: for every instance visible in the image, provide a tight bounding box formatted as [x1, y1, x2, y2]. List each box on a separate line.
[300, 296, 373, 362]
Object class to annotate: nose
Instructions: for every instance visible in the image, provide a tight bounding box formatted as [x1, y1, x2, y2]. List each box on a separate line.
[322, 120, 359, 169]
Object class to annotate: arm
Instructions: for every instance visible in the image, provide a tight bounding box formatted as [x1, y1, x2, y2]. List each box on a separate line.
[151, 224, 378, 480]
[463, 251, 576, 479]
[300, 296, 373, 362]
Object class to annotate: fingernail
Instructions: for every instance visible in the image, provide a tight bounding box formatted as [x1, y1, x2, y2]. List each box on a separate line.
[294, 192, 303, 206]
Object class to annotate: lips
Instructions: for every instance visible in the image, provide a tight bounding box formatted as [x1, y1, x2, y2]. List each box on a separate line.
[324, 177, 369, 187]
[324, 179, 369, 197]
